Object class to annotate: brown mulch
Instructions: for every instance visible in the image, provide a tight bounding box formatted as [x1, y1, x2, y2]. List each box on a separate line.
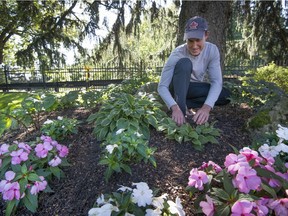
[0, 103, 253, 216]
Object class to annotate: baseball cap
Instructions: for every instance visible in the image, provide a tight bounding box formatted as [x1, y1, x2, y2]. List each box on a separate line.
[183, 16, 208, 40]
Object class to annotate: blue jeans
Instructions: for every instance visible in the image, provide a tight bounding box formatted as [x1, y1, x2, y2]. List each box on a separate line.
[170, 58, 230, 115]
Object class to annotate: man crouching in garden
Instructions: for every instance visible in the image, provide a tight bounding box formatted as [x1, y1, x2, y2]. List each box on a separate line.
[158, 16, 230, 126]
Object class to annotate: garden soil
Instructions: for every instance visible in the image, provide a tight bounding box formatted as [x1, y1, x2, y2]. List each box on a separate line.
[0, 103, 253, 216]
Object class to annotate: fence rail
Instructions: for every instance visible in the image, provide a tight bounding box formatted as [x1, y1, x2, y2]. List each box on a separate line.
[0, 60, 287, 92]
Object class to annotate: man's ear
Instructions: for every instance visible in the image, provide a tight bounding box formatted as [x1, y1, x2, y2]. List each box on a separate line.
[205, 31, 209, 39]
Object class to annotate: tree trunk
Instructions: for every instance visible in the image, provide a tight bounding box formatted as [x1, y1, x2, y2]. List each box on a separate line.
[177, 1, 232, 69]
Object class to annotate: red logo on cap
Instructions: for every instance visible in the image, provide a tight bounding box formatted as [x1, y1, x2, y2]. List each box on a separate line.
[189, 21, 198, 30]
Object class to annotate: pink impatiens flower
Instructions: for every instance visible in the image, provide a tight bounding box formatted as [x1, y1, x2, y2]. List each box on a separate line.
[17, 142, 32, 153]
[231, 200, 254, 216]
[240, 147, 262, 166]
[10, 149, 29, 165]
[30, 176, 47, 195]
[253, 198, 269, 216]
[232, 166, 261, 193]
[224, 153, 249, 175]
[269, 198, 288, 216]
[200, 161, 222, 174]
[200, 195, 215, 216]
[0, 171, 21, 201]
[188, 168, 209, 190]
[35, 142, 53, 158]
[48, 156, 62, 167]
[56, 144, 69, 157]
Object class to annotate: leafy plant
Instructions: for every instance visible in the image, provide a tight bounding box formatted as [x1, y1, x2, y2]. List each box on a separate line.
[80, 89, 103, 108]
[157, 117, 220, 150]
[0, 93, 59, 133]
[99, 128, 157, 181]
[186, 125, 288, 216]
[59, 90, 80, 109]
[88, 182, 185, 216]
[0, 135, 69, 215]
[41, 116, 79, 141]
[87, 92, 167, 141]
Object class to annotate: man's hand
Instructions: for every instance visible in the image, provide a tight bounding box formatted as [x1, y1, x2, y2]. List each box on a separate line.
[171, 104, 186, 126]
[192, 104, 212, 125]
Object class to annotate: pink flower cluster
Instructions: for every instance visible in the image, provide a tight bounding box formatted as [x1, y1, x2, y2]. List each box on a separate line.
[188, 147, 288, 216]
[35, 135, 69, 166]
[0, 136, 69, 202]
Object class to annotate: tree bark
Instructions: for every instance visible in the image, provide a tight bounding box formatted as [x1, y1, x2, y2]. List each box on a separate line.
[177, 1, 232, 69]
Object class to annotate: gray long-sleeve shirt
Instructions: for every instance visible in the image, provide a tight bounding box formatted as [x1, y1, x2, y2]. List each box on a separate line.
[157, 42, 223, 109]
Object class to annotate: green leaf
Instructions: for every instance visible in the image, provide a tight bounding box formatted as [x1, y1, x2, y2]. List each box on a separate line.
[215, 204, 230, 216]
[27, 173, 41, 181]
[5, 200, 17, 216]
[100, 118, 112, 127]
[22, 193, 38, 213]
[212, 188, 230, 201]
[120, 164, 132, 175]
[261, 183, 277, 199]
[50, 166, 61, 179]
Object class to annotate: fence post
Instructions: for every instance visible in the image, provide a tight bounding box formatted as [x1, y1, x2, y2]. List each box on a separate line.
[4, 65, 9, 92]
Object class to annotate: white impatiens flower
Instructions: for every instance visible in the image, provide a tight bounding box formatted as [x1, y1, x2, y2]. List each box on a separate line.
[132, 182, 153, 207]
[88, 203, 119, 216]
[118, 185, 132, 192]
[258, 143, 279, 158]
[276, 143, 288, 153]
[105, 144, 118, 154]
[145, 208, 162, 216]
[57, 116, 63, 120]
[43, 119, 53, 124]
[152, 193, 168, 209]
[116, 128, 125, 135]
[167, 197, 185, 216]
[96, 194, 106, 205]
[276, 124, 288, 141]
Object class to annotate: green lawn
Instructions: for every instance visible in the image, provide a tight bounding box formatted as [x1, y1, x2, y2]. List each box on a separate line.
[0, 92, 28, 110]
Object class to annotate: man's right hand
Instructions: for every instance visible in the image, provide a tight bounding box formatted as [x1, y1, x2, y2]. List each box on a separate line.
[171, 104, 186, 126]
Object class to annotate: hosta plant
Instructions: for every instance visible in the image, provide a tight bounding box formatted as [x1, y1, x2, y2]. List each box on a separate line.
[0, 135, 69, 215]
[186, 125, 288, 216]
[87, 92, 167, 141]
[88, 182, 185, 216]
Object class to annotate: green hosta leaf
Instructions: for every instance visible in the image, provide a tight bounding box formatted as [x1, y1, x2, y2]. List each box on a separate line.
[137, 144, 147, 158]
[117, 118, 130, 129]
[86, 113, 98, 123]
[100, 118, 112, 127]
[146, 115, 157, 128]
[95, 127, 108, 141]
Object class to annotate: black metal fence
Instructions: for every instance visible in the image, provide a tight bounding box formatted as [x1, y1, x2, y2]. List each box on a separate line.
[0, 60, 287, 92]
